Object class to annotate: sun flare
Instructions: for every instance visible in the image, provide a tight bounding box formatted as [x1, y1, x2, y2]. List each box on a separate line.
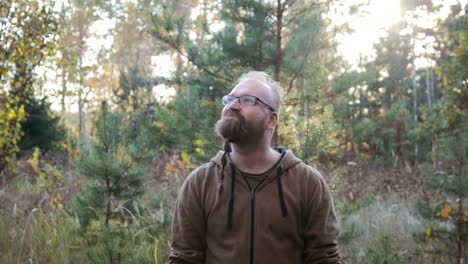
[368, 0, 401, 28]
[337, 0, 401, 65]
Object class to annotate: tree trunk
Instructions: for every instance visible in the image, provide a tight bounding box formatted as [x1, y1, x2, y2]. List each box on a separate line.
[339, 119, 344, 159]
[412, 69, 419, 163]
[426, 66, 437, 165]
[304, 94, 310, 158]
[77, 9, 90, 155]
[271, 0, 283, 147]
[105, 174, 111, 226]
[273, 0, 283, 82]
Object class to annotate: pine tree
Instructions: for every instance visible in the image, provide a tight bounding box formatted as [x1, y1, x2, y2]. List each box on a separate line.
[76, 101, 146, 228]
[419, 6, 467, 261]
[150, 0, 336, 148]
[421, 106, 468, 262]
[18, 97, 65, 151]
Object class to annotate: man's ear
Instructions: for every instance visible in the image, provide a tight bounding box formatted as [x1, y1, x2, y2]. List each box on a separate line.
[267, 112, 278, 129]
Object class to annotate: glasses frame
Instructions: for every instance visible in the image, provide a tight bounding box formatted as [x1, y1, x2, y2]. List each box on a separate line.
[222, 94, 275, 112]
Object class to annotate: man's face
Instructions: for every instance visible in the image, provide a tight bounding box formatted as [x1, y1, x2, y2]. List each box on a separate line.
[214, 80, 275, 143]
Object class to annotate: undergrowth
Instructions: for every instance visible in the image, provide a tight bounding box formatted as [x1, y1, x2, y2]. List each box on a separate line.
[0, 169, 176, 263]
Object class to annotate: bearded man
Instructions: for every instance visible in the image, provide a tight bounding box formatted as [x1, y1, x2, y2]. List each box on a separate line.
[170, 71, 340, 264]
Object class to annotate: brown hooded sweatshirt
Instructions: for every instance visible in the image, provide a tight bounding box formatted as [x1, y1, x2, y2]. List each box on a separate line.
[170, 148, 340, 264]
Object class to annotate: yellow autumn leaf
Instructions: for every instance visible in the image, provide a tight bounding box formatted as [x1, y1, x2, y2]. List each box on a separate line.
[153, 121, 165, 129]
[195, 147, 205, 155]
[181, 152, 189, 163]
[117, 145, 126, 159]
[18, 105, 25, 121]
[7, 109, 16, 120]
[425, 226, 432, 239]
[440, 204, 452, 220]
[164, 163, 176, 175]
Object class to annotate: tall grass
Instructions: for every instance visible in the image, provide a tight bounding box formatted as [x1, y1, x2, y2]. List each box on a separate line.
[337, 195, 464, 263]
[0, 208, 76, 263]
[0, 174, 175, 264]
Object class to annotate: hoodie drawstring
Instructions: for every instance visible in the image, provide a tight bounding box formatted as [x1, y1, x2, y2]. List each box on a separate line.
[225, 152, 288, 228]
[276, 165, 288, 217]
[227, 163, 236, 228]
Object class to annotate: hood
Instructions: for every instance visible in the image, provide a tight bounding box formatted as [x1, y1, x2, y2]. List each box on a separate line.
[209, 147, 303, 228]
[210, 147, 302, 173]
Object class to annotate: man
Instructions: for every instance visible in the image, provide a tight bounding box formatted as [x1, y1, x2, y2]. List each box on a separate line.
[170, 71, 340, 264]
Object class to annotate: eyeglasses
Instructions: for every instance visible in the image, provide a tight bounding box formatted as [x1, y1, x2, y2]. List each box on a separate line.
[222, 94, 275, 112]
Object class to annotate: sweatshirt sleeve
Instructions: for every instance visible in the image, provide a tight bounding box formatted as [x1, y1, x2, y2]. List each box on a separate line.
[170, 171, 206, 264]
[303, 170, 340, 264]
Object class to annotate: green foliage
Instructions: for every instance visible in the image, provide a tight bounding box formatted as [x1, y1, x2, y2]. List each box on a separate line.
[366, 235, 401, 264]
[27, 147, 64, 209]
[0, 173, 175, 263]
[151, 92, 222, 162]
[149, 0, 341, 161]
[417, 8, 468, 261]
[1, 0, 63, 153]
[217, 0, 276, 70]
[0, 209, 76, 263]
[69, 225, 157, 264]
[122, 111, 159, 161]
[114, 64, 157, 113]
[353, 118, 379, 145]
[76, 102, 146, 228]
[282, 103, 339, 163]
[19, 97, 66, 151]
[330, 19, 420, 164]
[420, 120, 468, 239]
[0, 0, 58, 82]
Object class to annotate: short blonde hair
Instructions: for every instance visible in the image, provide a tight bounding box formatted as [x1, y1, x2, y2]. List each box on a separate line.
[235, 71, 282, 112]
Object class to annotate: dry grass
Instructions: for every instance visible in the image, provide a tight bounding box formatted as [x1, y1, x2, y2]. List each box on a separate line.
[0, 152, 174, 263]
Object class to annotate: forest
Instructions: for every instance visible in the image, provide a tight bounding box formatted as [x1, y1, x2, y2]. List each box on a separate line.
[0, 0, 467, 263]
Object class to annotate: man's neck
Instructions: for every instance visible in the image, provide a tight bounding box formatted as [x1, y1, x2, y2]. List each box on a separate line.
[229, 142, 281, 174]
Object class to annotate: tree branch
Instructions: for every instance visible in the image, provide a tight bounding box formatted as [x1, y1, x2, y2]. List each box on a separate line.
[285, 34, 316, 95]
[152, 30, 233, 83]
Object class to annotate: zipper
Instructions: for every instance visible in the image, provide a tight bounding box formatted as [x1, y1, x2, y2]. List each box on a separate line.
[243, 176, 267, 264]
[249, 189, 255, 264]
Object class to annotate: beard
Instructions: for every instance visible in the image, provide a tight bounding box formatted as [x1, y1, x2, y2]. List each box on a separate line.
[214, 112, 247, 143]
[214, 111, 266, 143]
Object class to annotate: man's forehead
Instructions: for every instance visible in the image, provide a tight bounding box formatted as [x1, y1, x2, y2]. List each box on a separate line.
[231, 79, 270, 95]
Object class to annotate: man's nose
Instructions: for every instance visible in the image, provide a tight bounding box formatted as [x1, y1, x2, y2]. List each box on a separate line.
[226, 98, 242, 110]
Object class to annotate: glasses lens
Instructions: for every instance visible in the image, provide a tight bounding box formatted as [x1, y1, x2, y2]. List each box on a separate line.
[240, 95, 256, 106]
[222, 95, 234, 105]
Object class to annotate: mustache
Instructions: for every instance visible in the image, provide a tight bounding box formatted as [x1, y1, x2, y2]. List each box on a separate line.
[223, 110, 242, 119]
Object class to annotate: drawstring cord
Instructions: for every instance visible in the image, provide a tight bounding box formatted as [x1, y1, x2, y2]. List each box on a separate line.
[276, 165, 288, 217]
[227, 163, 236, 228]
[223, 149, 288, 228]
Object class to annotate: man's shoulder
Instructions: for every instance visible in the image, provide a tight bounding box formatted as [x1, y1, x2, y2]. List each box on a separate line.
[191, 160, 218, 175]
[184, 159, 220, 183]
[286, 159, 325, 183]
